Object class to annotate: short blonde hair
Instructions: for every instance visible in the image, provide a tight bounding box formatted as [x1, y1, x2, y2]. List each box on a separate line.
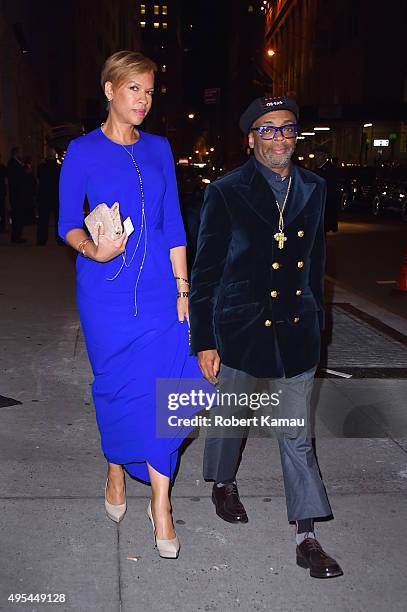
[100, 50, 157, 91]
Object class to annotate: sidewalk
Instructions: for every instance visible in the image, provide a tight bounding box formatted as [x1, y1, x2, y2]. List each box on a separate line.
[0, 235, 406, 612]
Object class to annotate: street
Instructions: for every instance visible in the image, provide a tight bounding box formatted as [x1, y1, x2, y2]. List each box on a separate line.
[0, 226, 406, 611]
[327, 213, 406, 319]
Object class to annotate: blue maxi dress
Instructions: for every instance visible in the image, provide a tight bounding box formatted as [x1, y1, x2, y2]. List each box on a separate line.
[59, 127, 201, 483]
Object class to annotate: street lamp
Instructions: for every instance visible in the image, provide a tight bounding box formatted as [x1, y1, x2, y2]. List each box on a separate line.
[188, 113, 195, 119]
[267, 49, 275, 57]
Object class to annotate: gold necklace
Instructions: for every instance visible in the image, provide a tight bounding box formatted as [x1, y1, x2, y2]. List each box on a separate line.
[273, 175, 292, 250]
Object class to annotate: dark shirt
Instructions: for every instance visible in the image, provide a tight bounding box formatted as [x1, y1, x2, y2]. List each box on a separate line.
[255, 157, 292, 207]
[255, 157, 293, 378]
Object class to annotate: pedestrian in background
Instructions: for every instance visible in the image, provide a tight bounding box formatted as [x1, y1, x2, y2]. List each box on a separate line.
[7, 147, 26, 243]
[37, 147, 62, 245]
[59, 51, 200, 559]
[22, 156, 37, 227]
[317, 156, 341, 233]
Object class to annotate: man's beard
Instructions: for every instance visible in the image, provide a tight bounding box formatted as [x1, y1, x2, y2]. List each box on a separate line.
[263, 147, 294, 169]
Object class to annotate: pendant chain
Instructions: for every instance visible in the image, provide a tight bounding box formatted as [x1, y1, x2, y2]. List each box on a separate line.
[106, 139, 147, 316]
[273, 175, 292, 250]
[276, 175, 292, 235]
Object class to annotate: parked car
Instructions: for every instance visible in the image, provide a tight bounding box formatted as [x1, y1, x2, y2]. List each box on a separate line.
[339, 166, 376, 211]
[371, 166, 407, 222]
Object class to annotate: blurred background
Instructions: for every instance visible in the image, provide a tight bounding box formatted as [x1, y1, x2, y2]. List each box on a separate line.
[0, 0, 406, 274]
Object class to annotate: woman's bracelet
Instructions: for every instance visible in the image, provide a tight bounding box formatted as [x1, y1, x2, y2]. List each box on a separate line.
[77, 238, 92, 257]
[175, 276, 189, 285]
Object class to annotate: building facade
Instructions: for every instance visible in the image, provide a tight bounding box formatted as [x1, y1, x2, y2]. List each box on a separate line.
[264, 0, 407, 166]
[0, 0, 140, 164]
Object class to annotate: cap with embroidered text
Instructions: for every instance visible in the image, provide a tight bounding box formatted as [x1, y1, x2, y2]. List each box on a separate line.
[239, 96, 299, 134]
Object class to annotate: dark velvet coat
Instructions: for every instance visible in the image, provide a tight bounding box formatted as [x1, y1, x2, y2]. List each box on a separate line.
[189, 156, 327, 378]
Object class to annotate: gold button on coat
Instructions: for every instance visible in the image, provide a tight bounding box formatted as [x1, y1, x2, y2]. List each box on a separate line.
[272, 262, 280, 270]
[270, 290, 278, 298]
[296, 289, 302, 296]
[297, 230, 305, 237]
[264, 319, 272, 327]
[297, 260, 304, 268]
[293, 316, 300, 323]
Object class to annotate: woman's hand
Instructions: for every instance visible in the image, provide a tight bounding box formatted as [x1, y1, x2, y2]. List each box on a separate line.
[90, 224, 129, 263]
[176, 295, 189, 323]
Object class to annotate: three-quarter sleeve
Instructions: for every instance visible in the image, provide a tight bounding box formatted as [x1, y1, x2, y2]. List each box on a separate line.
[161, 137, 186, 249]
[58, 140, 87, 241]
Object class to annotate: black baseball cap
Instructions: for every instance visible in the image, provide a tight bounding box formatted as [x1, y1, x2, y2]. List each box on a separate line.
[239, 96, 300, 134]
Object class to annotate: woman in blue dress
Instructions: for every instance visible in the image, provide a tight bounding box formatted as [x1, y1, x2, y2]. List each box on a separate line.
[59, 51, 200, 559]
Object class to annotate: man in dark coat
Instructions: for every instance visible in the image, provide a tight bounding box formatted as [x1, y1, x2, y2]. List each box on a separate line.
[37, 147, 62, 245]
[189, 96, 343, 579]
[317, 156, 341, 232]
[7, 147, 26, 243]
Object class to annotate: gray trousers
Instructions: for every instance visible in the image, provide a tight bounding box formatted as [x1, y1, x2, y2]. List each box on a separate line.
[203, 364, 332, 522]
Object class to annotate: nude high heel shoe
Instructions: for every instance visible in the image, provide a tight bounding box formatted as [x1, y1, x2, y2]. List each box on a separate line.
[105, 478, 127, 523]
[147, 500, 180, 559]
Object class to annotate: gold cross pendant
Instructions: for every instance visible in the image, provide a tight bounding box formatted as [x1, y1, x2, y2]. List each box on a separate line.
[274, 231, 287, 250]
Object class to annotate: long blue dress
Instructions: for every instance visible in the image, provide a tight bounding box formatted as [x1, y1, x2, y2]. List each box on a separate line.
[59, 127, 201, 483]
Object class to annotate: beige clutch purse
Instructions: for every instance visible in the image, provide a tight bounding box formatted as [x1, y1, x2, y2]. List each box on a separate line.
[84, 202, 123, 245]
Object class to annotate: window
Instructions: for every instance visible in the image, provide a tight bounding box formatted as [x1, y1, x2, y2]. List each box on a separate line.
[162, 5, 167, 15]
[162, 22, 168, 29]
[140, 4, 145, 14]
[161, 64, 167, 72]
[248, 4, 254, 12]
[140, 21, 146, 28]
[161, 84, 167, 93]
[153, 22, 160, 29]
[154, 5, 159, 15]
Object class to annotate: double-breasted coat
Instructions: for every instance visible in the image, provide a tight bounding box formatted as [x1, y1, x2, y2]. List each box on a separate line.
[189, 156, 327, 378]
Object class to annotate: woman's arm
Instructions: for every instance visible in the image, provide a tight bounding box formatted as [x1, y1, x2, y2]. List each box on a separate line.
[59, 140, 127, 262]
[161, 137, 189, 322]
[170, 245, 189, 322]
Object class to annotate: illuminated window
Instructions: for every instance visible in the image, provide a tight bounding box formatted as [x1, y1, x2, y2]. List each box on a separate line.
[140, 21, 146, 28]
[161, 64, 167, 72]
[153, 22, 160, 29]
[154, 5, 159, 15]
[248, 4, 253, 12]
[162, 22, 168, 29]
[161, 84, 167, 93]
[162, 5, 167, 15]
[140, 4, 146, 14]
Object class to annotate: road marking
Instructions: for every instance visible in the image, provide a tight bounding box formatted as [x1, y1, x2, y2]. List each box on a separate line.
[322, 368, 353, 378]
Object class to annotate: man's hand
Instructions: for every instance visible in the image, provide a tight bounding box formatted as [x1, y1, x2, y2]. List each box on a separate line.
[198, 349, 220, 384]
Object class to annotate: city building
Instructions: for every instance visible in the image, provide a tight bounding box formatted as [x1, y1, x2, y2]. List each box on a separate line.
[264, 0, 407, 166]
[135, 0, 184, 155]
[0, 0, 140, 163]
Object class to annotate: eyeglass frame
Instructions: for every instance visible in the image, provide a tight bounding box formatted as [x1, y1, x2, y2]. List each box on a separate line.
[250, 123, 300, 140]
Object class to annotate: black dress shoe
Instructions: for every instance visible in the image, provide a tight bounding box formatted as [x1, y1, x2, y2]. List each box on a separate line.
[211, 483, 248, 524]
[296, 537, 343, 578]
